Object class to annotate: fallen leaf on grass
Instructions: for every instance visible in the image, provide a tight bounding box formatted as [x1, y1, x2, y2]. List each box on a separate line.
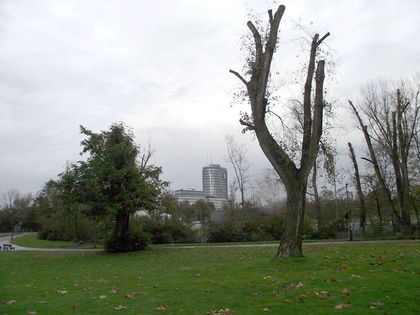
[272, 291, 280, 297]
[370, 301, 384, 309]
[334, 303, 351, 310]
[56, 289, 68, 294]
[124, 292, 136, 299]
[315, 291, 329, 300]
[285, 282, 305, 290]
[27, 311, 37, 315]
[110, 288, 117, 294]
[350, 274, 361, 280]
[99, 295, 107, 299]
[4, 300, 16, 304]
[37, 300, 47, 304]
[114, 305, 127, 311]
[155, 304, 168, 311]
[393, 269, 405, 274]
[251, 292, 263, 297]
[262, 307, 270, 312]
[341, 289, 351, 296]
[207, 309, 231, 315]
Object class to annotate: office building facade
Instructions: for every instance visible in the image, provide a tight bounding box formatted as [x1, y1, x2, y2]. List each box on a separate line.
[175, 164, 228, 210]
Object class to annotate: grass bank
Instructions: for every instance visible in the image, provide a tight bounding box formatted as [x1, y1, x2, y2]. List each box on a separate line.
[1, 242, 419, 314]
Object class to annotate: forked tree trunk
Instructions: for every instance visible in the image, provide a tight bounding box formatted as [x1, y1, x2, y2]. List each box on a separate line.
[230, 5, 329, 257]
[277, 182, 306, 257]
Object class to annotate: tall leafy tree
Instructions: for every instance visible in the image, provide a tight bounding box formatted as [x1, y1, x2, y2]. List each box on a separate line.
[80, 122, 166, 252]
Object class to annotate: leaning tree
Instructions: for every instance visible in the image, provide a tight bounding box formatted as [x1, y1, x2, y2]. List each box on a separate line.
[229, 5, 330, 257]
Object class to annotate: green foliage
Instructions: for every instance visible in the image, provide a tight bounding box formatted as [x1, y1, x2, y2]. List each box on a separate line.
[34, 123, 166, 252]
[207, 213, 285, 243]
[140, 217, 197, 244]
[105, 225, 150, 253]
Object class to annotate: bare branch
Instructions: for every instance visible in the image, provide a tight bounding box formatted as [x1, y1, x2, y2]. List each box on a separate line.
[317, 32, 330, 46]
[268, 9, 273, 23]
[229, 69, 248, 87]
[247, 21, 262, 61]
[361, 156, 374, 164]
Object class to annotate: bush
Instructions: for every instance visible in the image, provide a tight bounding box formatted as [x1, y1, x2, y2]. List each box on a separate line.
[140, 218, 197, 244]
[105, 222, 150, 253]
[207, 214, 285, 243]
[207, 223, 246, 242]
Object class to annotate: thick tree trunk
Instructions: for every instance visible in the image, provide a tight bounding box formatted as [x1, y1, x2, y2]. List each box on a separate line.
[115, 212, 130, 239]
[277, 183, 306, 257]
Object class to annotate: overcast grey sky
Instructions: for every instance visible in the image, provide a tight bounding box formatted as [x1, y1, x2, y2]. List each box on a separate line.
[1, 0, 419, 198]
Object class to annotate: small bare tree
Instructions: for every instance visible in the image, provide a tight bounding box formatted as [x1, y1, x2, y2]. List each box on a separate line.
[226, 135, 249, 210]
[230, 5, 330, 257]
[348, 142, 367, 230]
[1, 189, 20, 210]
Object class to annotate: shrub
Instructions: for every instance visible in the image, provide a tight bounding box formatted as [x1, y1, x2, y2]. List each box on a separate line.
[140, 218, 197, 244]
[105, 222, 150, 253]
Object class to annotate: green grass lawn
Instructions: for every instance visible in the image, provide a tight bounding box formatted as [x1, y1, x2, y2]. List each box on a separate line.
[1, 242, 419, 314]
[11, 234, 99, 249]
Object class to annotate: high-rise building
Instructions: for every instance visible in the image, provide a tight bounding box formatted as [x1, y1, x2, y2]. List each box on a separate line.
[175, 164, 228, 211]
[202, 164, 228, 210]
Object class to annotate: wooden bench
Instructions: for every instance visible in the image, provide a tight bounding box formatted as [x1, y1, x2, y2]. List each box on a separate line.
[2, 244, 15, 251]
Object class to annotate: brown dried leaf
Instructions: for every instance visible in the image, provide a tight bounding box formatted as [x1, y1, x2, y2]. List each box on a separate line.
[124, 292, 136, 299]
[315, 291, 329, 300]
[207, 309, 231, 315]
[370, 301, 384, 309]
[341, 289, 351, 296]
[114, 305, 127, 311]
[334, 303, 351, 310]
[285, 282, 305, 290]
[251, 291, 263, 297]
[155, 304, 168, 311]
[56, 289, 68, 294]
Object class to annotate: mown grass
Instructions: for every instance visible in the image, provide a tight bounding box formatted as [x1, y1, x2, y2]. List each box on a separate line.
[12, 234, 98, 249]
[1, 242, 419, 314]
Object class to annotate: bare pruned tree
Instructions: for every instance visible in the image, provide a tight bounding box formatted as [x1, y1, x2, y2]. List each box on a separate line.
[349, 79, 420, 227]
[229, 4, 330, 257]
[348, 142, 367, 230]
[226, 135, 250, 210]
[1, 189, 20, 210]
